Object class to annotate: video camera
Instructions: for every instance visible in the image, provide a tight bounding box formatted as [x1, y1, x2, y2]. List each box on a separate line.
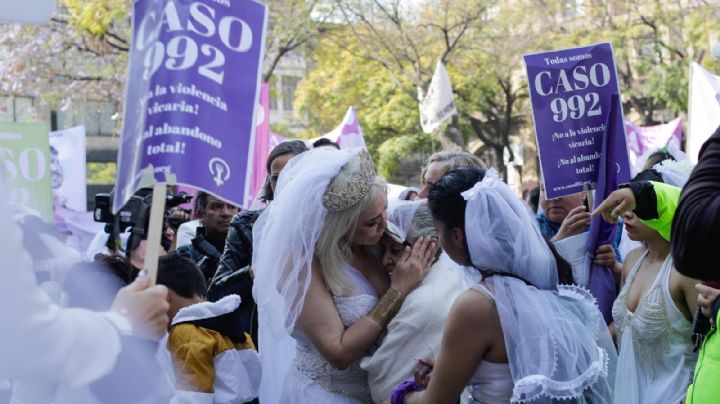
[94, 189, 192, 231]
[94, 188, 192, 253]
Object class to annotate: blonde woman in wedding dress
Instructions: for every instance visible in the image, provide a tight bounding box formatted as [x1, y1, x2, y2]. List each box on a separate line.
[253, 147, 437, 404]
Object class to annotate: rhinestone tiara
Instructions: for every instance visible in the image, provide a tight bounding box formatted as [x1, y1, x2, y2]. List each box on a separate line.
[323, 149, 376, 212]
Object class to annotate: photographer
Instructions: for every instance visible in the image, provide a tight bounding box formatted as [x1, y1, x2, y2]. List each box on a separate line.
[93, 188, 192, 270]
[176, 192, 238, 284]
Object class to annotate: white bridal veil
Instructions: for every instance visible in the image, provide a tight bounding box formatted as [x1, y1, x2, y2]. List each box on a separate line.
[252, 147, 362, 404]
[462, 170, 616, 403]
[385, 199, 422, 243]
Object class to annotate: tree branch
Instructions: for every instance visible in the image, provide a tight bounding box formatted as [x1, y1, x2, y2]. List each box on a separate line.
[639, 15, 685, 60]
[55, 73, 105, 81]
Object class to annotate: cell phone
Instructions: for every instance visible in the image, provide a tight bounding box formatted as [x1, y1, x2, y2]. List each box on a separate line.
[583, 197, 590, 212]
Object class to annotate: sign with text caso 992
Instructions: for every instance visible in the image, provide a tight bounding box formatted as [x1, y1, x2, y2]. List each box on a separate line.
[114, 0, 268, 212]
[524, 43, 630, 199]
[0, 122, 52, 222]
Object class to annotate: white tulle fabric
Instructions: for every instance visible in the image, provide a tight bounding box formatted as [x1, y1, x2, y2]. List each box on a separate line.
[632, 143, 687, 177]
[252, 147, 361, 404]
[386, 200, 422, 242]
[462, 170, 616, 403]
[651, 159, 693, 188]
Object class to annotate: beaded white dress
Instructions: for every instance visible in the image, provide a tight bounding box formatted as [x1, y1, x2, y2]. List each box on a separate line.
[612, 251, 697, 403]
[281, 266, 378, 403]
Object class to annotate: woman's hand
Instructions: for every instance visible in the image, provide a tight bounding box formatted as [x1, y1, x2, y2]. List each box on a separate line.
[414, 358, 434, 389]
[553, 206, 590, 241]
[593, 244, 616, 267]
[390, 237, 438, 295]
[697, 284, 720, 323]
[111, 273, 170, 340]
[592, 188, 636, 224]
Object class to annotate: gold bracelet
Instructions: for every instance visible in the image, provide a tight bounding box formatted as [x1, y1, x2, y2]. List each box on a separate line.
[368, 288, 405, 328]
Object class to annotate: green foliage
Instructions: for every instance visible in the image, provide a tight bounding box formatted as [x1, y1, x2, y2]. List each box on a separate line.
[60, 0, 129, 37]
[294, 35, 422, 162]
[297, 0, 719, 180]
[551, 0, 720, 122]
[86, 162, 117, 184]
[270, 123, 292, 137]
[5, 0, 719, 182]
[377, 132, 433, 182]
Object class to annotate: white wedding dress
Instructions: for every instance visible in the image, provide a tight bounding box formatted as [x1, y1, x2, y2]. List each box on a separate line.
[612, 251, 697, 403]
[281, 265, 378, 403]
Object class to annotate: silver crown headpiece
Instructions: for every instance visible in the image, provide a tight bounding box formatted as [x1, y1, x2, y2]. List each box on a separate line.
[323, 149, 376, 212]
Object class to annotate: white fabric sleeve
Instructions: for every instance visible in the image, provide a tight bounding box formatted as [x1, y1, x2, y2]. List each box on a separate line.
[213, 349, 261, 404]
[361, 321, 430, 404]
[170, 391, 213, 404]
[0, 191, 121, 387]
[552, 232, 590, 287]
[175, 220, 200, 249]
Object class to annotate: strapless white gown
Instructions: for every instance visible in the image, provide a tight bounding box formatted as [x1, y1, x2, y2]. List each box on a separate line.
[281, 266, 378, 403]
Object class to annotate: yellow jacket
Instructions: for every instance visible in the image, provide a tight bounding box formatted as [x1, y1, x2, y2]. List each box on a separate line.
[168, 295, 260, 404]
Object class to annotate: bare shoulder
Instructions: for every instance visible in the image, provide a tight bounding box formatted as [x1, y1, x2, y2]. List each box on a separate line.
[443, 285, 502, 359]
[670, 264, 701, 290]
[669, 264, 701, 321]
[310, 258, 331, 289]
[622, 247, 646, 279]
[449, 287, 496, 326]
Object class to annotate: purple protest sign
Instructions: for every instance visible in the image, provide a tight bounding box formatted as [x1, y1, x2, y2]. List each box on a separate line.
[524, 43, 630, 199]
[114, 0, 268, 212]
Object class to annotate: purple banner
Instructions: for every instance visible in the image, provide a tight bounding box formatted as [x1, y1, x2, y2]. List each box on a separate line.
[247, 82, 270, 208]
[114, 0, 268, 212]
[524, 43, 630, 199]
[586, 94, 623, 324]
[625, 117, 682, 171]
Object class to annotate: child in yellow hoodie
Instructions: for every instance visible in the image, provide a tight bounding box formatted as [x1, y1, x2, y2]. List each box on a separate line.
[158, 253, 260, 404]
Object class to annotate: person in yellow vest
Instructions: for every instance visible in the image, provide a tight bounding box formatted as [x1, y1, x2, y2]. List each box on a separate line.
[157, 253, 260, 404]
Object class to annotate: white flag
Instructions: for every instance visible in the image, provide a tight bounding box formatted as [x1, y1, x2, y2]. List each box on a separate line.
[419, 60, 457, 134]
[688, 62, 720, 163]
[312, 106, 367, 149]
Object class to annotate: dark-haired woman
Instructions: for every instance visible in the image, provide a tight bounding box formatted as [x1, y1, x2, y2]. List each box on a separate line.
[388, 168, 615, 404]
[606, 169, 699, 403]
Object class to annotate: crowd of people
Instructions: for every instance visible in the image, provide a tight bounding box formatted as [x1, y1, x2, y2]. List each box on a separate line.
[1, 126, 719, 404]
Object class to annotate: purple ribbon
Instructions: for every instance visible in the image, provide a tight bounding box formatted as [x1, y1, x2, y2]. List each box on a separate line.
[390, 380, 420, 404]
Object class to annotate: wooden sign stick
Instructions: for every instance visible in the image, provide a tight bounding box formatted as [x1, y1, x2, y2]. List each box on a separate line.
[143, 182, 167, 283]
